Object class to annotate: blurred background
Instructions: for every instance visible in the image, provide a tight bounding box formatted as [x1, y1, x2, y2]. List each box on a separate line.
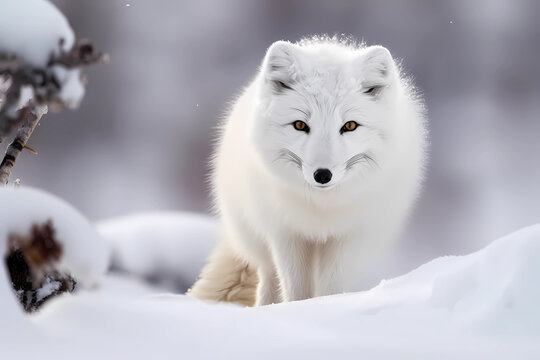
[10, 0, 540, 287]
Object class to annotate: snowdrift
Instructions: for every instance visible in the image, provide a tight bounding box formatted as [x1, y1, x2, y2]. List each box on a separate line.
[97, 212, 216, 292]
[1, 187, 539, 359]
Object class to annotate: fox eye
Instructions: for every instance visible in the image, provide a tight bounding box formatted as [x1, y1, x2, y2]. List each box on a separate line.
[340, 121, 359, 134]
[292, 120, 310, 133]
[364, 87, 375, 94]
[363, 85, 384, 96]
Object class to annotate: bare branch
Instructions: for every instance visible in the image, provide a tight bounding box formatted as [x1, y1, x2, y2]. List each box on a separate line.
[0, 68, 36, 144]
[0, 105, 31, 144]
[48, 39, 108, 68]
[0, 105, 47, 184]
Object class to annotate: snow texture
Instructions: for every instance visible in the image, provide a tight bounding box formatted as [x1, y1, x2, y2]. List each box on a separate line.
[35, 276, 61, 302]
[1, 187, 540, 359]
[52, 65, 85, 109]
[97, 212, 216, 292]
[14, 86, 35, 111]
[0, 0, 75, 67]
[0, 0, 86, 109]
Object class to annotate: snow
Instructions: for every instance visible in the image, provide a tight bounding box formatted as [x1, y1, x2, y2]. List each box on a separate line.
[0, 1, 87, 109]
[97, 211, 216, 291]
[35, 277, 61, 302]
[0, 187, 109, 287]
[429, 225, 540, 336]
[14, 86, 35, 111]
[0, 0, 75, 67]
[52, 66, 86, 109]
[1, 186, 540, 359]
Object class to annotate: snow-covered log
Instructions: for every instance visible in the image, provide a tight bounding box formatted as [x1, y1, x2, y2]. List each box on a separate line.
[0, 187, 110, 312]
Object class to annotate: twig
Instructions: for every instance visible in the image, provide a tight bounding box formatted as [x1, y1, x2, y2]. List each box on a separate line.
[0, 105, 47, 184]
[0, 69, 33, 143]
[0, 104, 31, 145]
[48, 39, 108, 68]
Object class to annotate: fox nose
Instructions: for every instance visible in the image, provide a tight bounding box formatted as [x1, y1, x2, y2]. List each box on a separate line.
[313, 168, 332, 184]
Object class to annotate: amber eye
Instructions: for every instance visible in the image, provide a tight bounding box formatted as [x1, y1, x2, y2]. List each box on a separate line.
[293, 120, 310, 133]
[363, 85, 384, 96]
[340, 121, 359, 134]
[363, 87, 376, 95]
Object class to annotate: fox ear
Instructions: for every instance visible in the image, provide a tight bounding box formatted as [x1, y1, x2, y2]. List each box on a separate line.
[357, 46, 396, 94]
[263, 41, 302, 93]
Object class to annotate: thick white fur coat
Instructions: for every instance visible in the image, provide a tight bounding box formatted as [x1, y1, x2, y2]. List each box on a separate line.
[189, 38, 427, 306]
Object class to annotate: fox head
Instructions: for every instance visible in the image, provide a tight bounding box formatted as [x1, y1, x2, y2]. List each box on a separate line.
[252, 39, 406, 192]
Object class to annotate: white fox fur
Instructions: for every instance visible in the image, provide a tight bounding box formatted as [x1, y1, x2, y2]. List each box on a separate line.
[189, 37, 427, 306]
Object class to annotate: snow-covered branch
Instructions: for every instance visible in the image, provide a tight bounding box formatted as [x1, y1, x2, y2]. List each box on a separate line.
[0, 0, 106, 184]
[0, 39, 106, 141]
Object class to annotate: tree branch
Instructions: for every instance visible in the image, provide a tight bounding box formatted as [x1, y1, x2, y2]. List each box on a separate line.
[0, 72, 34, 144]
[0, 105, 47, 184]
[48, 39, 108, 68]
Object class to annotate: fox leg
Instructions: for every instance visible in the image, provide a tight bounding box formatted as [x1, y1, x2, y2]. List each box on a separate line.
[314, 237, 348, 297]
[256, 264, 281, 306]
[270, 237, 315, 302]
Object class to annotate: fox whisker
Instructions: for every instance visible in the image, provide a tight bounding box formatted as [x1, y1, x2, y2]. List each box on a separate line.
[345, 152, 378, 171]
[275, 148, 303, 169]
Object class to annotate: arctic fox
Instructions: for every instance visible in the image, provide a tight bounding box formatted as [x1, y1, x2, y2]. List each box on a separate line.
[189, 38, 427, 306]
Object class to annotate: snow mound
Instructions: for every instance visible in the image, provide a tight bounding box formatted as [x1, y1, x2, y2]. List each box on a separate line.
[97, 212, 217, 291]
[0, 187, 110, 287]
[430, 225, 540, 335]
[0, 187, 539, 358]
[0, 0, 75, 66]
